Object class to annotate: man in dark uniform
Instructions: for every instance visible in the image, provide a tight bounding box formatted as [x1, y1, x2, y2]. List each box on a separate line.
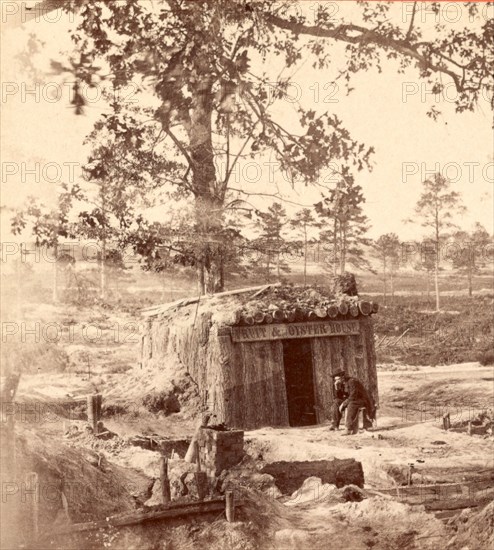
[332, 370, 376, 435]
[329, 372, 348, 430]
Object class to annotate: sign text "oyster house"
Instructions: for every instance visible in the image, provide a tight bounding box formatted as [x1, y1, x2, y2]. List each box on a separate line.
[231, 320, 360, 343]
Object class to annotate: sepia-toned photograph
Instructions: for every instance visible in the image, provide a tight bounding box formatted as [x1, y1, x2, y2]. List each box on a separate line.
[1, 1, 493, 548]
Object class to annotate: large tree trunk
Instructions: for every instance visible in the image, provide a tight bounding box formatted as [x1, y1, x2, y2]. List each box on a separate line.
[339, 224, 346, 275]
[188, 76, 224, 295]
[276, 241, 281, 281]
[434, 239, 440, 312]
[333, 218, 338, 276]
[434, 263, 440, 311]
[303, 225, 308, 286]
[100, 188, 107, 300]
[100, 236, 106, 300]
[382, 258, 387, 305]
[52, 242, 59, 302]
[390, 268, 395, 303]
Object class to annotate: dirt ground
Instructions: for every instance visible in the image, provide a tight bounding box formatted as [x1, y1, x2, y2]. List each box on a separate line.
[3, 360, 492, 550]
[2, 295, 493, 549]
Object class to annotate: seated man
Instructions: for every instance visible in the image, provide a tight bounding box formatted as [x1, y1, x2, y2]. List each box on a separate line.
[333, 370, 376, 435]
[329, 372, 348, 430]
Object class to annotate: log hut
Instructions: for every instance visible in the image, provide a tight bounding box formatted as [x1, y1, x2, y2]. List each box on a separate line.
[141, 281, 378, 430]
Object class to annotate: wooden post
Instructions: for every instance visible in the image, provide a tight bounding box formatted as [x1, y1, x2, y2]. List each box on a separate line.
[407, 464, 413, 486]
[95, 394, 103, 419]
[160, 457, 171, 504]
[467, 421, 473, 436]
[25, 472, 39, 541]
[195, 472, 208, 501]
[442, 412, 450, 431]
[87, 395, 98, 433]
[225, 491, 235, 522]
[193, 436, 208, 500]
[194, 441, 201, 472]
[4, 410, 16, 478]
[2, 373, 21, 479]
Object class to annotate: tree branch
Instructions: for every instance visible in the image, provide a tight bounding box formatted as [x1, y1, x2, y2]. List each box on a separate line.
[266, 12, 483, 94]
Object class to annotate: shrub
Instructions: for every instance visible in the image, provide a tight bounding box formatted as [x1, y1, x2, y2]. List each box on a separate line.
[141, 391, 181, 414]
[478, 350, 494, 366]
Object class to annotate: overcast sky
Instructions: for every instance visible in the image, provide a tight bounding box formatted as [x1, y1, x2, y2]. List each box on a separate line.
[1, 1, 492, 244]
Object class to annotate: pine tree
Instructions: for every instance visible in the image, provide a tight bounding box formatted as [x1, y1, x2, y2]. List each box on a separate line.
[448, 223, 492, 297]
[254, 203, 291, 283]
[373, 233, 401, 304]
[316, 175, 372, 275]
[409, 173, 466, 311]
[290, 209, 320, 287]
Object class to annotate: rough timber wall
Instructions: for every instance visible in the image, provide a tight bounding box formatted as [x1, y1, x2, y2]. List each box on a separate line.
[311, 317, 378, 423]
[217, 334, 289, 429]
[141, 310, 377, 429]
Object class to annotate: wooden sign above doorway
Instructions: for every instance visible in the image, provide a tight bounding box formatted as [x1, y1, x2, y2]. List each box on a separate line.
[231, 320, 360, 343]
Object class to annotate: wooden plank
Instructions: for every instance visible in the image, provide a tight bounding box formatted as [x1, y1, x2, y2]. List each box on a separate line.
[160, 457, 171, 503]
[47, 498, 245, 537]
[225, 491, 235, 522]
[360, 317, 379, 406]
[230, 341, 288, 429]
[311, 338, 334, 423]
[141, 284, 281, 317]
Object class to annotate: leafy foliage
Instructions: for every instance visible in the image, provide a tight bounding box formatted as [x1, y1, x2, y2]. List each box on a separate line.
[20, 0, 494, 292]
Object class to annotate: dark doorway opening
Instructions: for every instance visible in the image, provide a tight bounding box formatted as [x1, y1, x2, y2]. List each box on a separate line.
[282, 339, 317, 426]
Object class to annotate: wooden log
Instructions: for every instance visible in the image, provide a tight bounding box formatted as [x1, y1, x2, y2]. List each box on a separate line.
[284, 310, 296, 323]
[225, 491, 235, 522]
[195, 472, 208, 500]
[242, 315, 254, 326]
[141, 283, 282, 317]
[1, 373, 21, 402]
[194, 441, 201, 471]
[251, 283, 281, 298]
[327, 304, 338, 318]
[25, 472, 39, 541]
[349, 304, 359, 317]
[443, 413, 451, 431]
[160, 457, 171, 503]
[87, 395, 98, 433]
[338, 302, 349, 316]
[332, 273, 358, 296]
[391, 328, 410, 347]
[358, 301, 372, 316]
[261, 459, 364, 494]
[2, 410, 16, 478]
[294, 307, 305, 321]
[307, 310, 318, 321]
[253, 311, 265, 324]
[47, 497, 245, 536]
[185, 417, 209, 463]
[272, 309, 285, 322]
[371, 302, 379, 313]
[95, 394, 103, 419]
[314, 307, 327, 318]
[264, 313, 273, 324]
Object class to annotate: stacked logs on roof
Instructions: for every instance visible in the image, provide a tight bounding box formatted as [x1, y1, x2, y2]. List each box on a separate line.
[238, 297, 378, 326]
